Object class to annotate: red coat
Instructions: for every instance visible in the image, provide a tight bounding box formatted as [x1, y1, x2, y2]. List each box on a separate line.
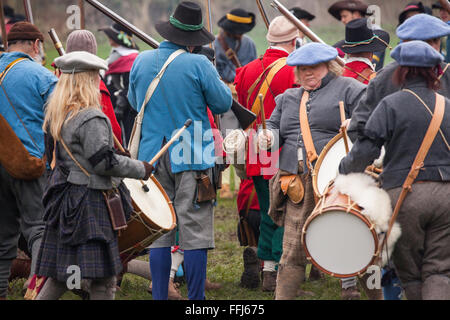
[234, 48, 296, 179]
[236, 178, 260, 212]
[100, 80, 123, 145]
[342, 60, 374, 85]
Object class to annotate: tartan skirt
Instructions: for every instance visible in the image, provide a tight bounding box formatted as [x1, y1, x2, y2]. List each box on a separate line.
[35, 167, 133, 282]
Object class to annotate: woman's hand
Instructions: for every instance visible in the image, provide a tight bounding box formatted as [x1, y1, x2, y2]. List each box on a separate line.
[258, 129, 273, 150]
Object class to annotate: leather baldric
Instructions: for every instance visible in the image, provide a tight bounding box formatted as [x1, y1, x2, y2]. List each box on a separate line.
[299, 91, 318, 168]
[379, 91, 446, 256]
[343, 65, 376, 83]
[247, 57, 287, 125]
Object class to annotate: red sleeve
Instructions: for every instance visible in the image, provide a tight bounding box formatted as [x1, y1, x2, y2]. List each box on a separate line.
[99, 81, 123, 145]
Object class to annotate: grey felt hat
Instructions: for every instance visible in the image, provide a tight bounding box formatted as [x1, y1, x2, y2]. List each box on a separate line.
[55, 51, 108, 73]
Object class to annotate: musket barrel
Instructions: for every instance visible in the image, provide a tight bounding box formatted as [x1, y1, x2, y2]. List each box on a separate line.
[23, 0, 34, 24]
[48, 28, 66, 56]
[271, 0, 345, 66]
[85, 0, 160, 49]
[256, 0, 270, 29]
[0, 0, 8, 50]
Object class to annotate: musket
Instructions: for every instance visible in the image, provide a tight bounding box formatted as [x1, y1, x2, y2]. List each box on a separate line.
[85, 0, 160, 49]
[256, 0, 270, 29]
[79, 0, 86, 29]
[0, 0, 7, 50]
[48, 28, 65, 56]
[23, 0, 34, 24]
[271, 0, 345, 67]
[204, 0, 221, 131]
[86, 0, 256, 130]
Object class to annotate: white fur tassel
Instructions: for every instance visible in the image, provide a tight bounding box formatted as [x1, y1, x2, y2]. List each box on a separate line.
[334, 173, 402, 267]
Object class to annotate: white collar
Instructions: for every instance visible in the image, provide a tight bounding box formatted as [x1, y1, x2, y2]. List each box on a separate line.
[345, 57, 376, 71]
[269, 46, 289, 54]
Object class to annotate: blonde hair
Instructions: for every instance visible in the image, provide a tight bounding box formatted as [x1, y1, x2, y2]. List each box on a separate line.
[43, 71, 101, 140]
[327, 60, 343, 76]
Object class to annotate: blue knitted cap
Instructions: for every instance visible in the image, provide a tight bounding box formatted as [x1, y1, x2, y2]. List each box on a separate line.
[287, 42, 338, 67]
[391, 40, 444, 67]
[396, 13, 450, 40]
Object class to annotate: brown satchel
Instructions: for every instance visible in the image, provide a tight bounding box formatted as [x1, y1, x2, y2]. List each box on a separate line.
[378, 91, 447, 258]
[195, 171, 217, 203]
[0, 57, 46, 180]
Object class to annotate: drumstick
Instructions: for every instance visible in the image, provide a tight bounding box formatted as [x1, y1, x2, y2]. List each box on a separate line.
[148, 119, 192, 165]
[339, 101, 350, 154]
[258, 94, 266, 130]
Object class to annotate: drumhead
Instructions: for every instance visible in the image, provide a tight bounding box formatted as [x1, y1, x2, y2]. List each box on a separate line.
[304, 210, 376, 276]
[123, 177, 175, 230]
[315, 134, 353, 196]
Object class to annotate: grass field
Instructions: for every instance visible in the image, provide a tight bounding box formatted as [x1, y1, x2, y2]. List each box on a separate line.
[7, 193, 378, 300]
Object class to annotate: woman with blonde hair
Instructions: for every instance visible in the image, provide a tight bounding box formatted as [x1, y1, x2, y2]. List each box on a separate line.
[33, 51, 153, 300]
[258, 42, 366, 300]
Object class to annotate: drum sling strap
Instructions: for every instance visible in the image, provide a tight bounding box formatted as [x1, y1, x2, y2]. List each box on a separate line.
[378, 91, 446, 259]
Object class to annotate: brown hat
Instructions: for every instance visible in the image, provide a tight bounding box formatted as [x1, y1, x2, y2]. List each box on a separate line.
[7, 21, 44, 42]
[328, 0, 370, 21]
[66, 30, 98, 54]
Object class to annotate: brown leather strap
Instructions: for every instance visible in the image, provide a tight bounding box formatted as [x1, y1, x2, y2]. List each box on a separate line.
[380, 92, 446, 255]
[217, 33, 242, 68]
[299, 91, 318, 167]
[246, 58, 283, 107]
[438, 63, 449, 80]
[343, 65, 376, 83]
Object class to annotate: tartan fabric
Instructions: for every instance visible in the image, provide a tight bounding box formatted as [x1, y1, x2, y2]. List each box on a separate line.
[278, 171, 316, 267]
[35, 167, 133, 281]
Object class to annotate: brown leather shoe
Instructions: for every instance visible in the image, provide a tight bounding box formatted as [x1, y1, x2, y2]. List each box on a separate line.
[240, 247, 260, 289]
[262, 271, 277, 292]
[341, 285, 361, 300]
[168, 279, 186, 300]
[296, 288, 315, 297]
[0, 297, 6, 300]
[205, 278, 222, 291]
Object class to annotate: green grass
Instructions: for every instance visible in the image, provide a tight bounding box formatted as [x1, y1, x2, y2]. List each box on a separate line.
[7, 194, 376, 300]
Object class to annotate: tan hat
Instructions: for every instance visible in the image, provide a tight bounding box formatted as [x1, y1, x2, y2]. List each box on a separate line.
[266, 16, 299, 43]
[55, 51, 108, 73]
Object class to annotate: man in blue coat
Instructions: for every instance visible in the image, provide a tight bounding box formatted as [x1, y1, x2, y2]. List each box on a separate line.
[128, 1, 232, 300]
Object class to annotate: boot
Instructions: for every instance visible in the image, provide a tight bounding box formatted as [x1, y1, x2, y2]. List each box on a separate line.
[296, 288, 315, 297]
[127, 259, 152, 280]
[341, 285, 361, 300]
[240, 247, 260, 289]
[205, 278, 222, 291]
[275, 265, 305, 300]
[219, 184, 233, 199]
[262, 271, 277, 292]
[168, 278, 186, 300]
[359, 273, 383, 300]
[0, 297, 6, 300]
[308, 265, 323, 281]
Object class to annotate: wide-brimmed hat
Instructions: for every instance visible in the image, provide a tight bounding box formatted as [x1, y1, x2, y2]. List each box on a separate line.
[340, 18, 390, 54]
[99, 23, 139, 50]
[287, 42, 338, 66]
[155, 1, 214, 47]
[397, 13, 450, 40]
[290, 7, 315, 21]
[398, 2, 426, 25]
[266, 16, 299, 43]
[391, 40, 443, 67]
[432, 1, 449, 9]
[55, 51, 108, 74]
[328, 0, 370, 21]
[218, 8, 256, 35]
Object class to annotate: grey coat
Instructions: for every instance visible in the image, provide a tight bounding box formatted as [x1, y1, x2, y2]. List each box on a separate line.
[339, 77, 450, 190]
[58, 108, 146, 189]
[267, 73, 366, 174]
[348, 61, 450, 141]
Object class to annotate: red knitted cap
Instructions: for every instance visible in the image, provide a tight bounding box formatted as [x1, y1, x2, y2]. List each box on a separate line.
[7, 21, 44, 42]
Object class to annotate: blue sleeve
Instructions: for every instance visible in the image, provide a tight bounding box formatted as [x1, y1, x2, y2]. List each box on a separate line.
[39, 70, 58, 105]
[199, 58, 232, 115]
[127, 56, 139, 111]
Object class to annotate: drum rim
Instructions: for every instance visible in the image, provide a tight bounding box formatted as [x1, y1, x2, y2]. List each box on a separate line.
[312, 132, 348, 199]
[301, 195, 379, 278]
[148, 175, 177, 231]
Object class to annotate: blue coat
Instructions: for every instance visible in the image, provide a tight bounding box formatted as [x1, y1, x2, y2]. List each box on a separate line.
[128, 41, 232, 173]
[0, 52, 58, 158]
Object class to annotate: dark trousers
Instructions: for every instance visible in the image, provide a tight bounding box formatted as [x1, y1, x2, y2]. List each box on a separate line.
[0, 165, 46, 297]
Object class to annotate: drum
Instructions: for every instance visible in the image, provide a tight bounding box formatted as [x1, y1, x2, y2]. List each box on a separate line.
[223, 129, 248, 179]
[312, 132, 353, 198]
[301, 184, 379, 278]
[119, 176, 176, 258]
